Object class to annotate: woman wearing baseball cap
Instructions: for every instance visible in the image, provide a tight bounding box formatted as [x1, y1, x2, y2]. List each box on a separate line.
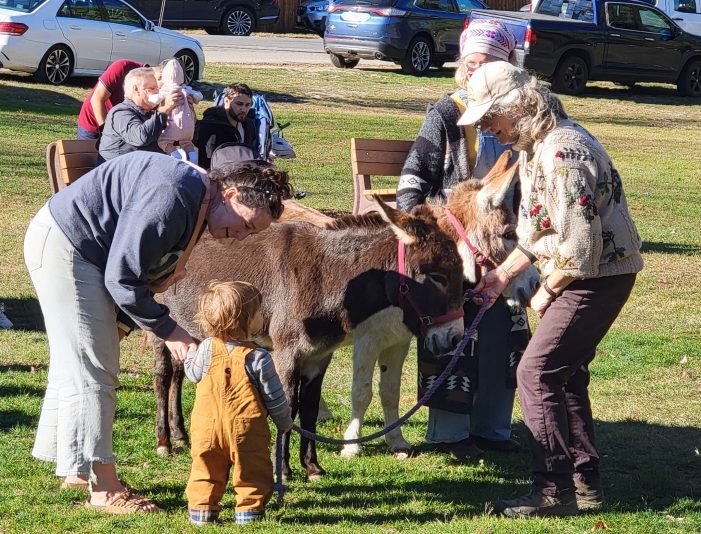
[397, 20, 532, 461]
[464, 62, 643, 517]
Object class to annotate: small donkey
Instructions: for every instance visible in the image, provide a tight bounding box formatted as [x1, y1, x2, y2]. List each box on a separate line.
[154, 199, 466, 481]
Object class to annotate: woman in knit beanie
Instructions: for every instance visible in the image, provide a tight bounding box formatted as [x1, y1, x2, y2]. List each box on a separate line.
[465, 61, 643, 518]
[397, 20, 530, 461]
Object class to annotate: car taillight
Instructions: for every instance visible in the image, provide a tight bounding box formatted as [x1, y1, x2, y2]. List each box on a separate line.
[372, 7, 407, 16]
[0, 22, 29, 36]
[524, 24, 536, 51]
[464, 17, 470, 29]
[529, 1, 533, 11]
[327, 4, 341, 12]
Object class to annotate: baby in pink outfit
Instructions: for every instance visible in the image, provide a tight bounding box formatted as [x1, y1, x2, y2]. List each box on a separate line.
[157, 58, 203, 163]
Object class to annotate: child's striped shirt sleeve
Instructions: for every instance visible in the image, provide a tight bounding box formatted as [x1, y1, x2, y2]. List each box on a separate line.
[245, 347, 293, 431]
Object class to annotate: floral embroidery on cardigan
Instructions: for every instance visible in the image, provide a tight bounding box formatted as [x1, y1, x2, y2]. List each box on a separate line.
[555, 252, 576, 270]
[596, 163, 623, 206]
[528, 202, 551, 231]
[556, 147, 595, 162]
[602, 230, 627, 263]
[567, 180, 598, 222]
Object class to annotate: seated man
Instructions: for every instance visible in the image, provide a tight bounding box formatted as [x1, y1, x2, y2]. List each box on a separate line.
[195, 83, 260, 169]
[76, 59, 146, 140]
[98, 67, 181, 162]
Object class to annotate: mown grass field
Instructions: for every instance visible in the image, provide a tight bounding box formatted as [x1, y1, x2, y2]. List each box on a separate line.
[0, 64, 699, 533]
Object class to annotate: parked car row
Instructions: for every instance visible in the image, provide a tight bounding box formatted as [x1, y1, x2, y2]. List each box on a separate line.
[0, 0, 204, 84]
[470, 0, 701, 95]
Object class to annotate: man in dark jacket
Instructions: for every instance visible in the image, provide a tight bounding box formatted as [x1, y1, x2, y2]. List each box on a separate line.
[98, 67, 181, 162]
[195, 83, 260, 169]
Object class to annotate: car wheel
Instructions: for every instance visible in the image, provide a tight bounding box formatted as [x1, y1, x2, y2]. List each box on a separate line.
[400, 36, 433, 76]
[175, 50, 198, 84]
[34, 45, 73, 85]
[329, 53, 359, 69]
[677, 59, 701, 97]
[551, 55, 589, 95]
[223, 6, 255, 36]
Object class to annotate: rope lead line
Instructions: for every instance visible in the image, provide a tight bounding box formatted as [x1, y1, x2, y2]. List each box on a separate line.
[274, 290, 489, 504]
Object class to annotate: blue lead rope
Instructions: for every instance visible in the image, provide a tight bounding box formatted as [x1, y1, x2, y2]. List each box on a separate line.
[273, 291, 489, 505]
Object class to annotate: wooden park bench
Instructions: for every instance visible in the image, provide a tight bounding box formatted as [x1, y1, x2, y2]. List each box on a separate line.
[46, 139, 99, 194]
[350, 138, 412, 215]
[45, 137, 414, 215]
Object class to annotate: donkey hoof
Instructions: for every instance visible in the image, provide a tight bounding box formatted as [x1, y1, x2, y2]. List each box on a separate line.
[306, 466, 325, 482]
[156, 445, 171, 457]
[307, 472, 323, 483]
[392, 448, 414, 460]
[172, 439, 189, 454]
[340, 445, 360, 459]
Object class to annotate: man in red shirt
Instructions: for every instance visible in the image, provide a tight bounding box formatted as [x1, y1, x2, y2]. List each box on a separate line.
[76, 59, 146, 140]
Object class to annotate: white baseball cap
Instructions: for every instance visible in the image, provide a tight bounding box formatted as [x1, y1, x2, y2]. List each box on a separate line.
[457, 61, 531, 126]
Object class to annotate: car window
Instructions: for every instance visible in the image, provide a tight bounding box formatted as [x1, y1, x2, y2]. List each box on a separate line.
[536, 0, 595, 21]
[0, 0, 48, 12]
[99, 0, 144, 27]
[415, 0, 457, 11]
[454, 0, 486, 12]
[607, 3, 639, 29]
[674, 0, 697, 13]
[57, 0, 103, 20]
[638, 6, 672, 30]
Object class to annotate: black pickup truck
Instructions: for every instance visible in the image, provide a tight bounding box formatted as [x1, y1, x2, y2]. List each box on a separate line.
[469, 0, 701, 96]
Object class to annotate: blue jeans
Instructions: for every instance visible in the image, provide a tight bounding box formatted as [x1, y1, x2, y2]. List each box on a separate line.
[426, 301, 515, 443]
[76, 125, 98, 140]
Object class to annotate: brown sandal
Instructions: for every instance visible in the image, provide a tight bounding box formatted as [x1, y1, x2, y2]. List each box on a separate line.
[84, 490, 162, 514]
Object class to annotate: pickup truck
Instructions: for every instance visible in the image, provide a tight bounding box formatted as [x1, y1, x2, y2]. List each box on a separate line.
[468, 0, 701, 96]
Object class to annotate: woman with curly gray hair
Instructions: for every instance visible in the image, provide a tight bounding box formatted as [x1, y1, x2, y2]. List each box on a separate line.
[463, 62, 644, 517]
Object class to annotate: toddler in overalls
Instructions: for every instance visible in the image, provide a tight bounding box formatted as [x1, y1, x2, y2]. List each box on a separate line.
[157, 58, 203, 163]
[184, 281, 293, 526]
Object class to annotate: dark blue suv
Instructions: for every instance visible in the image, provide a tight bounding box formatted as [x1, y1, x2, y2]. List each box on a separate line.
[323, 0, 488, 75]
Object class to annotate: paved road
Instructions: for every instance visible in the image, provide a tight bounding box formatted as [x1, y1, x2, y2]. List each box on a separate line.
[197, 34, 457, 69]
[197, 35, 383, 66]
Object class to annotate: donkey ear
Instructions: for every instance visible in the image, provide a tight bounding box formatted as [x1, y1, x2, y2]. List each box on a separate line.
[373, 196, 417, 246]
[476, 151, 519, 215]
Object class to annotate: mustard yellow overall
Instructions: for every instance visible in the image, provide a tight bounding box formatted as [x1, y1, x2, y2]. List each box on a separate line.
[186, 339, 273, 514]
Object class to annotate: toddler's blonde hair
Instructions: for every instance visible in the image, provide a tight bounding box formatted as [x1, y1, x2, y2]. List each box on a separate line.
[194, 281, 262, 340]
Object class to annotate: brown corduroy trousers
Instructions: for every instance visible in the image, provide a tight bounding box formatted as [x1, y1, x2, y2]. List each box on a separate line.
[516, 273, 636, 494]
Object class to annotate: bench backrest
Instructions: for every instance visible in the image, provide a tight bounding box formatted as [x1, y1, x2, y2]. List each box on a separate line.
[350, 137, 412, 215]
[46, 139, 99, 194]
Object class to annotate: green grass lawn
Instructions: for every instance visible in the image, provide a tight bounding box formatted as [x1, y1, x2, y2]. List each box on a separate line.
[0, 65, 699, 533]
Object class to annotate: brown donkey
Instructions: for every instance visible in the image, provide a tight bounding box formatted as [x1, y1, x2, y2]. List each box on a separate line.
[339, 151, 539, 458]
[154, 199, 466, 481]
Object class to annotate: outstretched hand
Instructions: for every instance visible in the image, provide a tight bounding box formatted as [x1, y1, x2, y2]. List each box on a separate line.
[472, 269, 510, 309]
[165, 324, 198, 362]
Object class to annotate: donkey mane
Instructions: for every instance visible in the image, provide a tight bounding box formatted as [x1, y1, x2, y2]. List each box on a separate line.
[325, 212, 387, 232]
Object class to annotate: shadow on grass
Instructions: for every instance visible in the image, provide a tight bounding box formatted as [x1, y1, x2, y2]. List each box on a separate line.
[262, 418, 700, 523]
[0, 409, 38, 430]
[567, 82, 700, 105]
[0, 75, 84, 116]
[640, 241, 701, 256]
[1, 297, 44, 332]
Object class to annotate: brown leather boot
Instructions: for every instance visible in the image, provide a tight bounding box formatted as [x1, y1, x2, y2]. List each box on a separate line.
[491, 487, 579, 518]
